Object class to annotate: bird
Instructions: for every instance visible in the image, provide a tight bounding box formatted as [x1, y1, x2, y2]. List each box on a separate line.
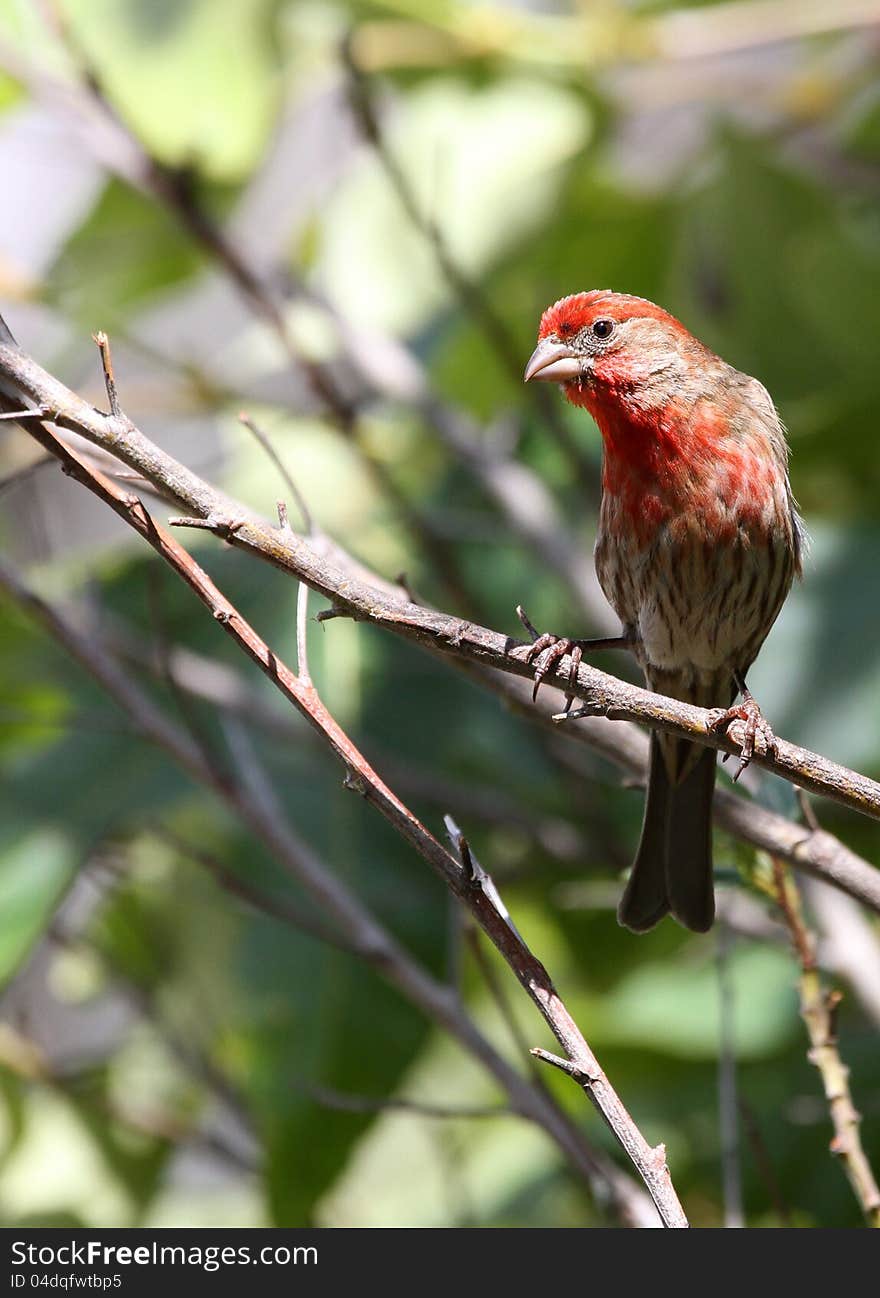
[523, 290, 804, 933]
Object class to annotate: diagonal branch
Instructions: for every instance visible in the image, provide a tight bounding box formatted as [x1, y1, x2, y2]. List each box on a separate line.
[1, 329, 879, 839]
[0, 552, 662, 1227]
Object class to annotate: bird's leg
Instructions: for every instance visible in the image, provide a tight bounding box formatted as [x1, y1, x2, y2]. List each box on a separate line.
[514, 605, 634, 708]
[709, 672, 777, 781]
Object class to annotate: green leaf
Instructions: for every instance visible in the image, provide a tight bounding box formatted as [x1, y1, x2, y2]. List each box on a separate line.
[48, 179, 205, 326]
[60, 0, 282, 180]
[587, 944, 799, 1060]
[0, 829, 74, 987]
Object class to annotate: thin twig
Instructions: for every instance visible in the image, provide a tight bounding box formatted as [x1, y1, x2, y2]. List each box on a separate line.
[771, 859, 880, 1228]
[296, 580, 311, 684]
[93, 330, 121, 416]
[306, 1084, 511, 1121]
[464, 924, 546, 1089]
[0, 406, 49, 421]
[239, 411, 313, 535]
[738, 1096, 793, 1227]
[797, 788, 822, 835]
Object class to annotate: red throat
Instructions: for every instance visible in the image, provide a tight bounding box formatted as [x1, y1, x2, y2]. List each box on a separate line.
[590, 394, 773, 545]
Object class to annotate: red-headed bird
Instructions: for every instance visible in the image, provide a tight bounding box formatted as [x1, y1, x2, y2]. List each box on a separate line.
[524, 291, 803, 933]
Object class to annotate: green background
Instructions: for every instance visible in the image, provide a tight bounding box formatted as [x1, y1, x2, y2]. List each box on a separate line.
[0, 0, 878, 1227]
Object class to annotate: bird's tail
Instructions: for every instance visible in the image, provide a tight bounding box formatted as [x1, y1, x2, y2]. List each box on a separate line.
[617, 732, 717, 934]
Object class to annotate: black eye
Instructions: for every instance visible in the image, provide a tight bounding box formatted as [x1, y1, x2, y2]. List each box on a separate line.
[592, 318, 615, 339]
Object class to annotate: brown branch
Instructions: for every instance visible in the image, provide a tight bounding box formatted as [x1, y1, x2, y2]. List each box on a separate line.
[0, 327, 878, 910]
[0, 426, 684, 1225]
[771, 860, 880, 1228]
[9, 337, 880, 816]
[530, 1046, 684, 1223]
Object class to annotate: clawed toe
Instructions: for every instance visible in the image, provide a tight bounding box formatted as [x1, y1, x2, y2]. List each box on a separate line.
[532, 639, 582, 705]
[709, 690, 776, 781]
[512, 607, 635, 708]
[515, 606, 581, 707]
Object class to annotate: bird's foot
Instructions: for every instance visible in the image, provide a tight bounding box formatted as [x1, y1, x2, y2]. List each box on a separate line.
[709, 686, 776, 781]
[512, 606, 631, 710]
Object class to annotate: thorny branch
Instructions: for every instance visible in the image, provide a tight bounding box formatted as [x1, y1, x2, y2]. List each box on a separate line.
[0, 551, 663, 1228]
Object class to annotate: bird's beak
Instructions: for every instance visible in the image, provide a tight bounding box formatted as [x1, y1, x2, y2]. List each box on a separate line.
[523, 339, 583, 384]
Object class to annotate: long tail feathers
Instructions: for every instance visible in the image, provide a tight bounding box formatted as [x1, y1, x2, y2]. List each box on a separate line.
[617, 733, 716, 934]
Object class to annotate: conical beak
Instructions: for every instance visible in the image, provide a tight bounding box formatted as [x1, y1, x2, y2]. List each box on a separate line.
[524, 339, 583, 383]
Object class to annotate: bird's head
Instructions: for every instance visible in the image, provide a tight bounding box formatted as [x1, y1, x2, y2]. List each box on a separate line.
[524, 291, 706, 414]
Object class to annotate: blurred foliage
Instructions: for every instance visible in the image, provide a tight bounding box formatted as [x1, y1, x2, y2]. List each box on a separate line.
[0, 0, 878, 1229]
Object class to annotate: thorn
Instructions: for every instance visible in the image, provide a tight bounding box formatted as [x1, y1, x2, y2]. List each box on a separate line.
[530, 1047, 601, 1088]
[315, 605, 347, 624]
[343, 770, 367, 795]
[443, 814, 474, 880]
[93, 329, 121, 416]
[0, 405, 51, 422]
[458, 834, 475, 880]
[167, 513, 247, 537]
[551, 706, 591, 723]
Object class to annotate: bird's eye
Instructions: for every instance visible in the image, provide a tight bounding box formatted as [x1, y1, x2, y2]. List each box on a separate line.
[592, 318, 615, 339]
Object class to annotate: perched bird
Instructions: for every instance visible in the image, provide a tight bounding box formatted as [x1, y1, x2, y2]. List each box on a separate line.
[524, 291, 803, 933]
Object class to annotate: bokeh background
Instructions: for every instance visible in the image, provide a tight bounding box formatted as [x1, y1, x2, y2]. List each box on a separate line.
[1, 0, 879, 1228]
